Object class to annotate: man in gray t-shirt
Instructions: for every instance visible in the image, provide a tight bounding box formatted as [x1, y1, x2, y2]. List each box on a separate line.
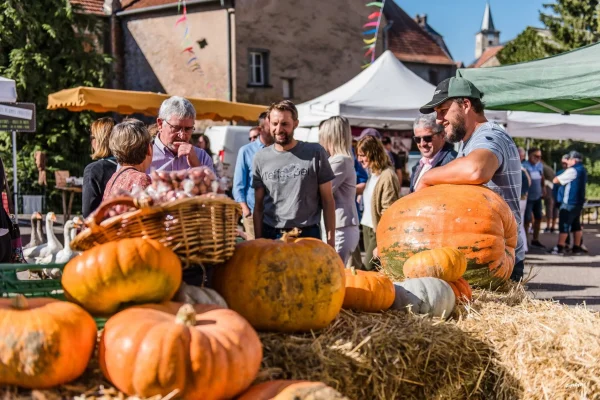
[252, 100, 336, 247]
[416, 77, 525, 282]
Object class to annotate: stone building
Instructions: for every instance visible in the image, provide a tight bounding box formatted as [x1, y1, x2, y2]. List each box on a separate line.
[71, 0, 455, 105]
[471, 2, 502, 68]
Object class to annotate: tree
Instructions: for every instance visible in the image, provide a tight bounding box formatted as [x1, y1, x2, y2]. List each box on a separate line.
[0, 0, 111, 211]
[496, 0, 600, 199]
[540, 0, 600, 50]
[496, 27, 558, 65]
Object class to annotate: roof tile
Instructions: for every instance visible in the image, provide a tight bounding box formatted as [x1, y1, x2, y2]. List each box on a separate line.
[70, 0, 106, 15]
[383, 1, 455, 66]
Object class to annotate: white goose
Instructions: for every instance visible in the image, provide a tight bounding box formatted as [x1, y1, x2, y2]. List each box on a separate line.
[24, 212, 61, 263]
[37, 219, 76, 265]
[24, 212, 43, 249]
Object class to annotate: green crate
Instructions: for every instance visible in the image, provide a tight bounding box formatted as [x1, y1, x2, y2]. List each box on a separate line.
[0, 263, 106, 329]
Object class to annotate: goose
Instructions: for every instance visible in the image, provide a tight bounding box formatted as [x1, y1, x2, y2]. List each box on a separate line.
[24, 212, 61, 263]
[24, 212, 43, 249]
[36, 211, 46, 244]
[39, 219, 82, 278]
[37, 219, 76, 265]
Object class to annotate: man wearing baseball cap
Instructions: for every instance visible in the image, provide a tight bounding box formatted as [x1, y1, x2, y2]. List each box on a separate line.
[416, 77, 525, 282]
[551, 151, 588, 255]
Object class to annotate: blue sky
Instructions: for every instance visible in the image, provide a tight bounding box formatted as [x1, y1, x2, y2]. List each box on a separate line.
[395, 0, 548, 64]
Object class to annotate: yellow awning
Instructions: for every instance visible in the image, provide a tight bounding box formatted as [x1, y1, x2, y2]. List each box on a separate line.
[47, 86, 267, 122]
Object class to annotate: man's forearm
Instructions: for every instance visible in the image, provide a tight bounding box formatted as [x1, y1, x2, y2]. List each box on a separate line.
[421, 158, 487, 187]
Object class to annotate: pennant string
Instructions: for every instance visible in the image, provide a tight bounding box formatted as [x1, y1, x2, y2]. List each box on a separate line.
[362, 0, 386, 67]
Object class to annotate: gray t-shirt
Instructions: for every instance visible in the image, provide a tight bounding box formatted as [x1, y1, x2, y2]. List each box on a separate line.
[252, 141, 335, 229]
[458, 122, 525, 263]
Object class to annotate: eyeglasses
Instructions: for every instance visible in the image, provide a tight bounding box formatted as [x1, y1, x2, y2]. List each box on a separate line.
[163, 120, 194, 134]
[413, 134, 438, 144]
[531, 154, 542, 159]
[249, 135, 259, 142]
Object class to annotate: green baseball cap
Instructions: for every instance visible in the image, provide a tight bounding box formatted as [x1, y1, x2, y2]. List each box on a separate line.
[420, 77, 483, 114]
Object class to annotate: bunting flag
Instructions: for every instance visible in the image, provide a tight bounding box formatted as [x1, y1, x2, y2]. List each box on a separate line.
[362, 0, 386, 68]
[175, 0, 203, 75]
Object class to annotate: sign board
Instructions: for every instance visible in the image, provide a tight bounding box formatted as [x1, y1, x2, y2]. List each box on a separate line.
[0, 102, 36, 132]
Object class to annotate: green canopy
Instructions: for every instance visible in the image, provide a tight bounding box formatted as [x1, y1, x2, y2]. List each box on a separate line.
[457, 42, 600, 115]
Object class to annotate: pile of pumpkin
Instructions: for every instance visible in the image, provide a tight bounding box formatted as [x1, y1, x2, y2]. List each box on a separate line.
[0, 184, 518, 399]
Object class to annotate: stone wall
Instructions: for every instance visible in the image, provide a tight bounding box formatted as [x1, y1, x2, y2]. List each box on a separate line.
[234, 0, 371, 105]
[121, 6, 230, 100]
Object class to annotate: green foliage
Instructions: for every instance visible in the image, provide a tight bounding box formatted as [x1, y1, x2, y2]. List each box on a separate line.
[497, 27, 559, 65]
[540, 0, 600, 50]
[514, 138, 600, 199]
[0, 0, 111, 211]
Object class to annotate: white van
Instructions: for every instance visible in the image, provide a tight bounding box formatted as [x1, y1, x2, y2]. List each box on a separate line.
[203, 126, 251, 187]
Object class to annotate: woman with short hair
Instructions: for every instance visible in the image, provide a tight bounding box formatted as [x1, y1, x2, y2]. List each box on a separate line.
[102, 119, 153, 201]
[356, 135, 400, 270]
[82, 117, 117, 217]
[319, 116, 359, 265]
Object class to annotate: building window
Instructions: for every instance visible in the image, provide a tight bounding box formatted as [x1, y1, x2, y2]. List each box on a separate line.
[248, 49, 270, 87]
[282, 78, 294, 99]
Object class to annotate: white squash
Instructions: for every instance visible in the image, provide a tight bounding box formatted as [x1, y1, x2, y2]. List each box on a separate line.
[392, 277, 455, 319]
[173, 282, 228, 308]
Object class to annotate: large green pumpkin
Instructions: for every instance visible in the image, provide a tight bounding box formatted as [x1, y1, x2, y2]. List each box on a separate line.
[377, 185, 518, 288]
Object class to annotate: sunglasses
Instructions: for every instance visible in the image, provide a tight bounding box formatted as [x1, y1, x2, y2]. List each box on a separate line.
[413, 134, 438, 144]
[249, 135, 259, 141]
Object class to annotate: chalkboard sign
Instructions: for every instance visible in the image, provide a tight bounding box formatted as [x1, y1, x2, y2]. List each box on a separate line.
[0, 102, 36, 132]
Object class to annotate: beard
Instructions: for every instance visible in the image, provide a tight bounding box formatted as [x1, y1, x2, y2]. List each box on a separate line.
[274, 131, 293, 146]
[446, 114, 467, 143]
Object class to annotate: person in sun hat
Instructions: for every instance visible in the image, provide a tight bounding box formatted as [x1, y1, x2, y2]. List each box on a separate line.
[415, 77, 524, 282]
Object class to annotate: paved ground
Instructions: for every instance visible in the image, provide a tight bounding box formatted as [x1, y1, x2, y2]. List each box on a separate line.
[522, 225, 600, 311]
[15, 215, 600, 311]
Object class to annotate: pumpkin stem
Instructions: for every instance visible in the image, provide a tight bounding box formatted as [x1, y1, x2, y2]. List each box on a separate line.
[11, 294, 29, 310]
[280, 228, 301, 243]
[175, 304, 197, 327]
[351, 267, 358, 276]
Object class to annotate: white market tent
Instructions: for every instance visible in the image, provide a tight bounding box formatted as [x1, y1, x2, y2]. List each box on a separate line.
[296, 51, 600, 144]
[297, 50, 436, 130]
[0, 77, 17, 102]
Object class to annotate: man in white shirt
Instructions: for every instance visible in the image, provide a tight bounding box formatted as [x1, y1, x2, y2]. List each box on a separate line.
[409, 113, 457, 193]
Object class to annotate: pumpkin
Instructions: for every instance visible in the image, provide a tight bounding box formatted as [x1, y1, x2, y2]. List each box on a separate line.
[237, 380, 349, 400]
[391, 277, 455, 319]
[213, 230, 345, 332]
[173, 282, 228, 308]
[99, 302, 262, 400]
[377, 184, 518, 287]
[448, 278, 473, 302]
[342, 268, 395, 312]
[62, 238, 182, 315]
[403, 247, 466, 282]
[0, 295, 97, 389]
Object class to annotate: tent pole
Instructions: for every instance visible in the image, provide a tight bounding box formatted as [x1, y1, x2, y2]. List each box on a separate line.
[11, 130, 18, 215]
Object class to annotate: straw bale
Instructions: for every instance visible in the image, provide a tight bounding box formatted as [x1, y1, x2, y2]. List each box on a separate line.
[1, 283, 599, 399]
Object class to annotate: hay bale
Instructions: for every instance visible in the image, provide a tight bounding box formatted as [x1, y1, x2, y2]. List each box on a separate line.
[258, 282, 600, 400]
[2, 283, 598, 399]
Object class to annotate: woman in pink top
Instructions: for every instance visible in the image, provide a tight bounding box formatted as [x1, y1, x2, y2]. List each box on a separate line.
[103, 119, 153, 201]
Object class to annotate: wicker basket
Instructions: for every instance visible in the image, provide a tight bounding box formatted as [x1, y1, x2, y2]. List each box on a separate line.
[71, 196, 241, 267]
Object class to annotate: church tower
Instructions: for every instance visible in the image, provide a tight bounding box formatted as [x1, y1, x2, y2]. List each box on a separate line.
[475, 2, 500, 59]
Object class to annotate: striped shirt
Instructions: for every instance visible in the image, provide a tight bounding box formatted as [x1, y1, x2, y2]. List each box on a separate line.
[458, 122, 524, 263]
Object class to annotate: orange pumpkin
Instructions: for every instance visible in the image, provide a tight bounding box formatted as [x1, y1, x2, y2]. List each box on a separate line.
[0, 295, 97, 389]
[377, 185, 517, 287]
[403, 247, 467, 282]
[62, 238, 182, 315]
[99, 302, 262, 400]
[237, 380, 348, 400]
[213, 230, 345, 332]
[343, 268, 395, 312]
[448, 278, 473, 302]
